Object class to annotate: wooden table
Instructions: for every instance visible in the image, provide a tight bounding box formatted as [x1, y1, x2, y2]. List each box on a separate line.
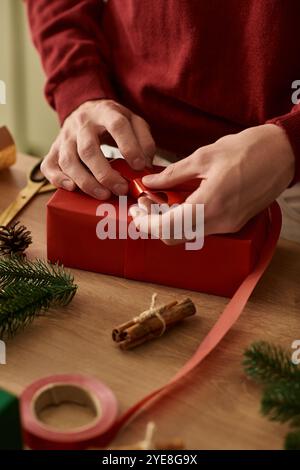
[0, 153, 299, 450]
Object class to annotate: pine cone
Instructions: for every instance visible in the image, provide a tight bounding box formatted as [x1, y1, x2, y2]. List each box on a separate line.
[0, 221, 32, 257]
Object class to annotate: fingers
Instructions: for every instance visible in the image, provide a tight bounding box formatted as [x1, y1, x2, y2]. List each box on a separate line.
[142, 155, 200, 189]
[131, 115, 156, 168]
[130, 197, 204, 246]
[137, 196, 154, 214]
[43, 100, 157, 199]
[41, 146, 76, 191]
[185, 180, 245, 235]
[77, 125, 128, 195]
[58, 139, 111, 200]
[129, 198, 162, 241]
[101, 109, 147, 170]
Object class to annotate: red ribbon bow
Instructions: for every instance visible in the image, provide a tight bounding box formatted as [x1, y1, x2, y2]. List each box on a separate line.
[110, 158, 200, 205]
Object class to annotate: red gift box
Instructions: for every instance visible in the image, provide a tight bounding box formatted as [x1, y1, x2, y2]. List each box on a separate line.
[47, 160, 269, 297]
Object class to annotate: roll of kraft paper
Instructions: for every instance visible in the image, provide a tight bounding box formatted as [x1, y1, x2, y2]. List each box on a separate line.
[21, 203, 282, 449]
[0, 127, 16, 171]
[20, 375, 118, 450]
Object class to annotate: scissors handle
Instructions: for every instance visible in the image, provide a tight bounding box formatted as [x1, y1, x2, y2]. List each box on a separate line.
[38, 183, 56, 194]
[0, 179, 46, 227]
[30, 159, 47, 183]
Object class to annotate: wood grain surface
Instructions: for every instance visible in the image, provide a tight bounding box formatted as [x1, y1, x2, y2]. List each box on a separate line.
[0, 153, 299, 449]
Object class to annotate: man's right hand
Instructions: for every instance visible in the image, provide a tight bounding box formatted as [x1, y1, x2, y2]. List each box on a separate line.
[41, 99, 156, 199]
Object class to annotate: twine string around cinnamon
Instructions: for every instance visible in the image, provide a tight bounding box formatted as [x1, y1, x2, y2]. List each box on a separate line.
[133, 293, 166, 337]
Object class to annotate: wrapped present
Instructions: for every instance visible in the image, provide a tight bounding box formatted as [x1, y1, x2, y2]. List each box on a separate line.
[47, 159, 269, 297]
[0, 389, 23, 449]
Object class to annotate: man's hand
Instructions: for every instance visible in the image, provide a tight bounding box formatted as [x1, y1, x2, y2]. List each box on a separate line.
[41, 99, 156, 199]
[131, 124, 295, 241]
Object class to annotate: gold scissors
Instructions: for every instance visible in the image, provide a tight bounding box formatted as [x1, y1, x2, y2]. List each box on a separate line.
[0, 159, 56, 227]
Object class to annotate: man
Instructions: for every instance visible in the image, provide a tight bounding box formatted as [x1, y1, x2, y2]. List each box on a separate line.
[26, 0, 300, 239]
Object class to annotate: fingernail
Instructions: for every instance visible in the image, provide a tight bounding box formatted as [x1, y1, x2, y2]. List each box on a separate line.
[62, 179, 74, 191]
[129, 207, 137, 217]
[113, 183, 128, 195]
[129, 207, 141, 218]
[93, 188, 110, 199]
[142, 174, 154, 184]
[132, 157, 145, 170]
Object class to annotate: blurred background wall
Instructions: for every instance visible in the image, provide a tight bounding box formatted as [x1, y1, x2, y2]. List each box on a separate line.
[0, 0, 59, 157]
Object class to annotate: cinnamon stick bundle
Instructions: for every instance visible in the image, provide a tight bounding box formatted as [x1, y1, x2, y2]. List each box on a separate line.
[112, 297, 196, 350]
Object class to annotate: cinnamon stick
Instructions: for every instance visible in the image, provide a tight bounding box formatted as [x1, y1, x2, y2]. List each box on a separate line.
[112, 298, 196, 350]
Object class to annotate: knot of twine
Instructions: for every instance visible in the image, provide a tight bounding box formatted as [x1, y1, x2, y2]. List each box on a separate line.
[133, 293, 166, 336]
[140, 422, 156, 450]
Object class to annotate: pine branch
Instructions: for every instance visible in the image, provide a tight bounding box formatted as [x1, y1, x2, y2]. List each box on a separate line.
[285, 430, 300, 450]
[243, 341, 300, 385]
[0, 282, 76, 337]
[261, 381, 300, 425]
[0, 258, 77, 338]
[0, 256, 74, 288]
[244, 341, 300, 450]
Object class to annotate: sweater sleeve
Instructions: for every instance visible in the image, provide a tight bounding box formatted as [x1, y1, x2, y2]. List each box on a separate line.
[25, 0, 116, 124]
[268, 104, 300, 186]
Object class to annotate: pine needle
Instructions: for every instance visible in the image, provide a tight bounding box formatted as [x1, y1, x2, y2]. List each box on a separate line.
[243, 341, 300, 385]
[262, 381, 300, 425]
[285, 429, 300, 450]
[0, 257, 77, 338]
[0, 257, 74, 288]
[244, 341, 300, 450]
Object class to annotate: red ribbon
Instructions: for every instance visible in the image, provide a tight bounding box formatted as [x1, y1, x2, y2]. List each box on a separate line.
[110, 158, 200, 205]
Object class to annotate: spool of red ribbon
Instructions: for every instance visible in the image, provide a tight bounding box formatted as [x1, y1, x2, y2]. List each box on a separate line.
[20, 374, 118, 450]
